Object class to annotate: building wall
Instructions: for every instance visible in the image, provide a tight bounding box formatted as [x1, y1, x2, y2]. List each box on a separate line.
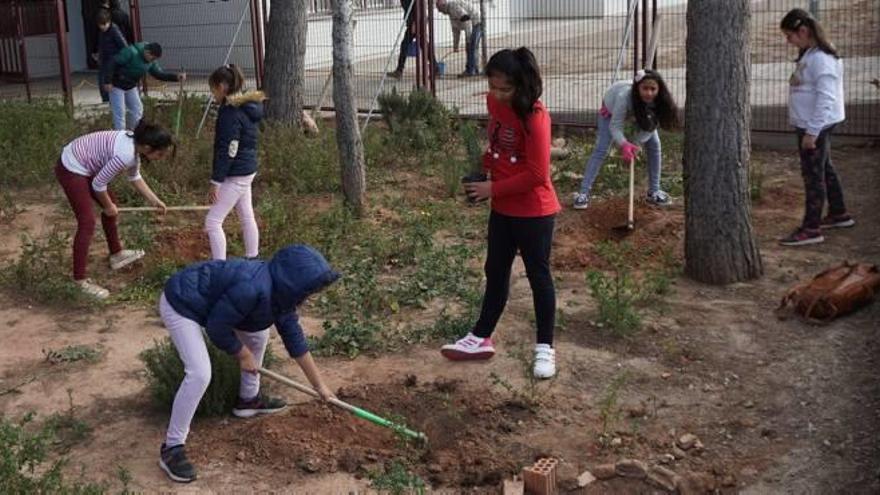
[23, 0, 89, 79]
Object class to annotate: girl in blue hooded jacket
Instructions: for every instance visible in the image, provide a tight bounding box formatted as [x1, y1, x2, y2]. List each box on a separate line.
[204, 64, 266, 260]
[156, 244, 339, 483]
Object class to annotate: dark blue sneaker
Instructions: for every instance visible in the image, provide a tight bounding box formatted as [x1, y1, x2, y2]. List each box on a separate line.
[232, 394, 287, 418]
[159, 443, 196, 483]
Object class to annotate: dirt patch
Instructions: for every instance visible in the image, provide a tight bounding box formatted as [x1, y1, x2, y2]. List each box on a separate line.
[152, 225, 211, 261]
[553, 196, 684, 270]
[191, 377, 536, 488]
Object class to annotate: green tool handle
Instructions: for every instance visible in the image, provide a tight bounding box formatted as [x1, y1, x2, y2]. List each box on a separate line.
[259, 367, 426, 441]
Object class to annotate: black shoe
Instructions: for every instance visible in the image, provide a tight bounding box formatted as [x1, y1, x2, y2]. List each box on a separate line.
[232, 394, 287, 418]
[386, 70, 403, 80]
[159, 443, 197, 483]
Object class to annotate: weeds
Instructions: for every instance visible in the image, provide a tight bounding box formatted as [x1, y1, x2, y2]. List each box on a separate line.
[43, 345, 102, 365]
[369, 460, 426, 495]
[43, 389, 92, 453]
[0, 412, 105, 493]
[597, 371, 629, 444]
[0, 231, 88, 307]
[489, 343, 550, 410]
[586, 242, 678, 336]
[0, 190, 22, 223]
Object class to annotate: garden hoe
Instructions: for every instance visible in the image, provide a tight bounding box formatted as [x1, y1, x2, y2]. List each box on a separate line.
[259, 367, 428, 444]
[612, 157, 637, 235]
[117, 205, 211, 212]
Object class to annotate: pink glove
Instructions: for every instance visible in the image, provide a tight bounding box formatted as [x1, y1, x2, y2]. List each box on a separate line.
[620, 141, 640, 162]
[599, 104, 611, 118]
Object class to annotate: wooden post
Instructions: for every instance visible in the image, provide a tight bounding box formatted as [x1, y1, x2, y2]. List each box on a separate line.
[54, 0, 73, 113]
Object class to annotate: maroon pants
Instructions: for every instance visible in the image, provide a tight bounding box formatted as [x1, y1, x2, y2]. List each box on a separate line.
[54, 161, 122, 280]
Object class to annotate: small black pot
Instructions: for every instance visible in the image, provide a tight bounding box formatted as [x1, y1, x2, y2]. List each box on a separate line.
[461, 172, 488, 203]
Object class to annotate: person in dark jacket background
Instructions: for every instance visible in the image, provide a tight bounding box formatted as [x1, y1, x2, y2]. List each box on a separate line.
[157, 244, 340, 483]
[386, 0, 416, 79]
[204, 64, 265, 260]
[93, 9, 127, 103]
[104, 42, 186, 130]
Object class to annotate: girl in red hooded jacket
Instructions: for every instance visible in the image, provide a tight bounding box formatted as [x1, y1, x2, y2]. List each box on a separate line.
[441, 47, 561, 379]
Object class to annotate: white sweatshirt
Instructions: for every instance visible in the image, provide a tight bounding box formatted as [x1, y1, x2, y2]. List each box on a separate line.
[788, 47, 845, 136]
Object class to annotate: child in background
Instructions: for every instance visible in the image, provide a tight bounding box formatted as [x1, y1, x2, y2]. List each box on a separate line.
[94, 9, 127, 104]
[573, 69, 679, 209]
[204, 64, 265, 260]
[54, 121, 172, 299]
[778, 8, 852, 246]
[157, 244, 339, 483]
[441, 47, 561, 379]
[104, 41, 186, 130]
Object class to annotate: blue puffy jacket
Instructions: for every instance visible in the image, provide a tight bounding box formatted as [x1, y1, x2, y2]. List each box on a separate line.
[163, 245, 340, 357]
[212, 91, 265, 184]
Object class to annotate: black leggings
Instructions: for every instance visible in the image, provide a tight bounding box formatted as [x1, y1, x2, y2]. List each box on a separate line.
[796, 125, 847, 230]
[473, 211, 556, 345]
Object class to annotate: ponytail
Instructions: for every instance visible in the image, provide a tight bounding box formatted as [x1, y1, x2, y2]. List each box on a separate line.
[780, 8, 839, 60]
[130, 119, 176, 159]
[208, 64, 245, 100]
[485, 47, 543, 131]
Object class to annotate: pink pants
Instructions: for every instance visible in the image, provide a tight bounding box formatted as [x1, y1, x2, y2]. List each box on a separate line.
[204, 173, 259, 260]
[159, 293, 269, 447]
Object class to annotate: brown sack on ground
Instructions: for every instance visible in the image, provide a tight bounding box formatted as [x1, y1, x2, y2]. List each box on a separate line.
[777, 262, 880, 324]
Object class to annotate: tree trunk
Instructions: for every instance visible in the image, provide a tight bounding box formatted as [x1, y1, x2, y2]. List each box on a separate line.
[263, 0, 307, 126]
[332, 0, 366, 215]
[683, 0, 763, 284]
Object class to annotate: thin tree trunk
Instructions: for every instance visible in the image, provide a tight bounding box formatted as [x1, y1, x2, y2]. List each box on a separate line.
[332, 0, 366, 215]
[683, 0, 763, 284]
[263, 0, 307, 126]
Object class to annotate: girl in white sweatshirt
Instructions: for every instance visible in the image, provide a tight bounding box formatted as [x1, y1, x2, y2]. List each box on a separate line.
[779, 8, 852, 246]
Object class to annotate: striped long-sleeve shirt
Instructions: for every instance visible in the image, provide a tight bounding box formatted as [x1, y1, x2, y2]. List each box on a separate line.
[60, 131, 141, 192]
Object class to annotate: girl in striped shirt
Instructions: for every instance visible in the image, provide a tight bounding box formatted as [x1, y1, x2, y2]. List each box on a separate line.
[54, 120, 173, 299]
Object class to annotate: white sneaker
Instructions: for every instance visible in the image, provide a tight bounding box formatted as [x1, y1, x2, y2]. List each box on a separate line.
[440, 332, 496, 361]
[572, 193, 590, 210]
[77, 279, 109, 300]
[109, 249, 145, 270]
[533, 344, 556, 379]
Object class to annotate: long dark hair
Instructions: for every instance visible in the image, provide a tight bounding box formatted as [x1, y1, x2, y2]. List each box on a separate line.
[129, 120, 176, 159]
[780, 8, 839, 60]
[484, 47, 543, 130]
[209, 64, 245, 101]
[631, 69, 679, 131]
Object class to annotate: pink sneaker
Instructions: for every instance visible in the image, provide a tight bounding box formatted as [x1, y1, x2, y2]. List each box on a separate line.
[440, 332, 496, 361]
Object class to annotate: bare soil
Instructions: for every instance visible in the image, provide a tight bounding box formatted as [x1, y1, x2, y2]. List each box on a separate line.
[1, 144, 878, 493]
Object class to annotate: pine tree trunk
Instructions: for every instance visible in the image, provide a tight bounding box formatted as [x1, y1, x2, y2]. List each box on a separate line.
[684, 0, 763, 284]
[332, 0, 366, 215]
[263, 0, 307, 126]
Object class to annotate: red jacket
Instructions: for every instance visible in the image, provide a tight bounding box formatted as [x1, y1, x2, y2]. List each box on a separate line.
[484, 94, 560, 217]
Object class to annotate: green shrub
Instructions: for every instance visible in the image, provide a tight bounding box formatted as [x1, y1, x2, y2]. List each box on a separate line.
[0, 231, 87, 307]
[140, 337, 278, 417]
[369, 460, 426, 495]
[0, 100, 80, 188]
[0, 413, 105, 494]
[585, 242, 643, 336]
[378, 88, 455, 153]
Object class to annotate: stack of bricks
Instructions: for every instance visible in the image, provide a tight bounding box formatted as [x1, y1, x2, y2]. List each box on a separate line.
[521, 457, 558, 495]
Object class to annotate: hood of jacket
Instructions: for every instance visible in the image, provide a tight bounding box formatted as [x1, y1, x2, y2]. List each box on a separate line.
[268, 245, 340, 314]
[227, 91, 266, 123]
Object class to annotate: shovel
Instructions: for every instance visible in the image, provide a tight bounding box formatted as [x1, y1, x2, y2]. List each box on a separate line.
[613, 157, 636, 234]
[259, 367, 427, 443]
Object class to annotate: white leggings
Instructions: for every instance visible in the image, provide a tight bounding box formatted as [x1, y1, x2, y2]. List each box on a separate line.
[205, 173, 259, 260]
[159, 293, 269, 447]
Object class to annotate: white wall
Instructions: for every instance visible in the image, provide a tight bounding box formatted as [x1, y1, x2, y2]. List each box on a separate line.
[24, 0, 88, 78]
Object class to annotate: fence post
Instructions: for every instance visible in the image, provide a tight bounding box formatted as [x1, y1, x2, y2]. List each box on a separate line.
[54, 0, 73, 112]
[809, 0, 820, 19]
[479, 0, 487, 71]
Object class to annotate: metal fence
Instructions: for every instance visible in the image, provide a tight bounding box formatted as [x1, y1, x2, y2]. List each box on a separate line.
[299, 0, 879, 136]
[0, 0, 876, 136]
